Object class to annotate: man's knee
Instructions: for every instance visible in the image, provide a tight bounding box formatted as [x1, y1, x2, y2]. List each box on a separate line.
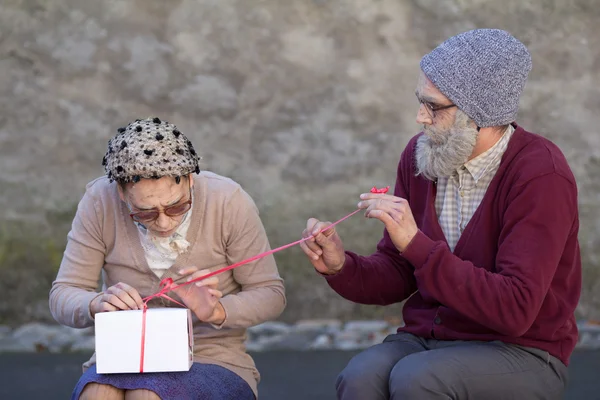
[336, 348, 390, 390]
[336, 355, 372, 393]
[336, 342, 419, 400]
[79, 383, 125, 400]
[389, 355, 452, 398]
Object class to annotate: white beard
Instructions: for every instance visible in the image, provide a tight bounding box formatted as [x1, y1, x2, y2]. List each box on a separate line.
[415, 110, 479, 181]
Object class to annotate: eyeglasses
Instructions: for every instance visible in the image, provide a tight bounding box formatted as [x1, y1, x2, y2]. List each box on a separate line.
[128, 186, 192, 223]
[418, 99, 457, 119]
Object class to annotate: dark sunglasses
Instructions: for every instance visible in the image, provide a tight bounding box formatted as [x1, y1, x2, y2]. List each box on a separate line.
[129, 186, 192, 223]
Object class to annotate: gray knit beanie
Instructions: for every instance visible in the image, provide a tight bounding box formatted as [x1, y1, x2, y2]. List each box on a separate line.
[102, 117, 201, 184]
[420, 29, 532, 127]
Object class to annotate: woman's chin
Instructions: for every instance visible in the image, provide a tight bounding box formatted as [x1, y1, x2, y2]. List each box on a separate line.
[151, 228, 176, 237]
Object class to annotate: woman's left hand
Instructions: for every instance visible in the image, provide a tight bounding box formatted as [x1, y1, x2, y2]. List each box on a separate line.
[172, 267, 224, 323]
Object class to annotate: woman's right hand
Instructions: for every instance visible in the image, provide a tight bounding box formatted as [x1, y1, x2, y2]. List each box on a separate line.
[90, 282, 145, 317]
[300, 218, 347, 275]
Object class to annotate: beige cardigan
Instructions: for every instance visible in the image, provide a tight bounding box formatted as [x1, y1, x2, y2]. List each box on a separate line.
[49, 172, 286, 398]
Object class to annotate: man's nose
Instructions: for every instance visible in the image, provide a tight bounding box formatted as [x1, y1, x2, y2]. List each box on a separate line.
[416, 104, 433, 126]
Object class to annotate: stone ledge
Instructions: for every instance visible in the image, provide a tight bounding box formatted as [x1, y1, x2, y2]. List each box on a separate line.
[1, 320, 599, 353]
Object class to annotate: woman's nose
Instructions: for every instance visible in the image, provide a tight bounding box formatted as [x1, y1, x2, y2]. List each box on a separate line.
[154, 212, 172, 230]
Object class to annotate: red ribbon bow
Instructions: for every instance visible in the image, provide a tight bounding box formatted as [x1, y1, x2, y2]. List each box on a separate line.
[370, 185, 390, 194]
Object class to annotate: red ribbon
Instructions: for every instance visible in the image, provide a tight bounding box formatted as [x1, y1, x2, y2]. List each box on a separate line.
[136, 186, 389, 372]
[139, 279, 186, 372]
[370, 185, 390, 194]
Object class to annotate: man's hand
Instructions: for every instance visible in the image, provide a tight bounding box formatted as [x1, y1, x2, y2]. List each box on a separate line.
[90, 282, 145, 317]
[172, 268, 224, 323]
[357, 193, 419, 252]
[300, 218, 346, 275]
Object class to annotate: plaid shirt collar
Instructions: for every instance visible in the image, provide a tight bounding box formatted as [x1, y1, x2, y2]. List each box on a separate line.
[461, 124, 514, 183]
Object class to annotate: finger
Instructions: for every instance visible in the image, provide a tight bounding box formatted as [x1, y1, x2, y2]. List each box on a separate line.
[365, 209, 397, 230]
[302, 228, 317, 242]
[302, 231, 324, 254]
[364, 207, 401, 224]
[194, 276, 219, 287]
[359, 193, 404, 202]
[188, 269, 216, 282]
[361, 198, 405, 217]
[128, 288, 145, 310]
[99, 302, 119, 313]
[320, 224, 337, 238]
[300, 242, 332, 273]
[103, 293, 131, 310]
[207, 289, 223, 299]
[358, 197, 395, 210]
[366, 203, 405, 216]
[106, 285, 139, 309]
[302, 229, 316, 249]
[116, 289, 142, 310]
[311, 221, 334, 237]
[304, 220, 333, 249]
[306, 218, 321, 233]
[313, 229, 340, 251]
[178, 266, 199, 276]
[116, 282, 144, 309]
[300, 241, 321, 261]
[305, 219, 322, 242]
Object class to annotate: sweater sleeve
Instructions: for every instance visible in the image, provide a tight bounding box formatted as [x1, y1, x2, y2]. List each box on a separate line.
[324, 145, 418, 305]
[217, 188, 286, 329]
[401, 172, 577, 336]
[49, 188, 105, 328]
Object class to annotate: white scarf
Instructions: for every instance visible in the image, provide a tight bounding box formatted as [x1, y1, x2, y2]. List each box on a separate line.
[134, 205, 193, 277]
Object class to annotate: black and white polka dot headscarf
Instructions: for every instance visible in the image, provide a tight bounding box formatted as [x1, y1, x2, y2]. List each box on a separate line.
[102, 117, 201, 184]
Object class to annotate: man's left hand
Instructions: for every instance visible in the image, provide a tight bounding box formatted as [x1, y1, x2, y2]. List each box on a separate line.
[173, 267, 225, 324]
[358, 193, 419, 252]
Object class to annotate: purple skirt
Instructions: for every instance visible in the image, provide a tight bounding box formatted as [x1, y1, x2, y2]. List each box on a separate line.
[71, 362, 255, 400]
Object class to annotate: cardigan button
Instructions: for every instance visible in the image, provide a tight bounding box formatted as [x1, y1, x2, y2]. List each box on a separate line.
[434, 316, 442, 325]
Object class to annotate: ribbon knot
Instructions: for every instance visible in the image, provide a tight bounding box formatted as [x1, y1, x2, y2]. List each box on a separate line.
[142, 277, 186, 308]
[160, 277, 173, 289]
[370, 185, 390, 194]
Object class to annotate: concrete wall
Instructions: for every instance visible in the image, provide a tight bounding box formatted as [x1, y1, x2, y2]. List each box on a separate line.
[0, 0, 598, 323]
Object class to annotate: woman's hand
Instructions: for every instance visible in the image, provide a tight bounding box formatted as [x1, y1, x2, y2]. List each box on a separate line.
[89, 282, 145, 317]
[172, 267, 225, 323]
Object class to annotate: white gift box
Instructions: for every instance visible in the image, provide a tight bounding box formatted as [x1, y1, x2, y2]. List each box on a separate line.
[95, 308, 194, 374]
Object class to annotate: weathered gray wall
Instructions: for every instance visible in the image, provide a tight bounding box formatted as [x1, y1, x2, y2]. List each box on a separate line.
[1, 0, 599, 324]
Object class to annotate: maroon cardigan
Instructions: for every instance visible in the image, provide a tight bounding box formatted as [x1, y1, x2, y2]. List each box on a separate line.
[326, 124, 581, 365]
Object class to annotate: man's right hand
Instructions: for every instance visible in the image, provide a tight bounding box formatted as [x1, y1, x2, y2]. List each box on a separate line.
[90, 282, 145, 317]
[300, 218, 346, 275]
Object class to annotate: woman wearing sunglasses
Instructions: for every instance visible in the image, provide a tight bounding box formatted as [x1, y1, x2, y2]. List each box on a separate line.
[50, 117, 286, 400]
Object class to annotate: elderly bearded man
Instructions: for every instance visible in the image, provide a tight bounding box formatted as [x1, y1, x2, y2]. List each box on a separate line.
[300, 29, 581, 400]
